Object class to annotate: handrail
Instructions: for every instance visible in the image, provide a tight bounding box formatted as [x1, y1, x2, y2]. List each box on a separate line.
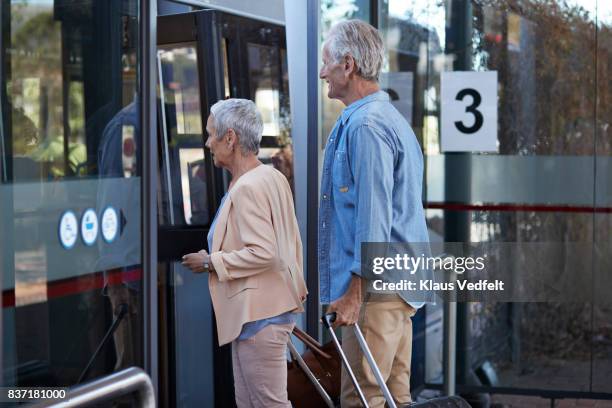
[29, 367, 155, 407]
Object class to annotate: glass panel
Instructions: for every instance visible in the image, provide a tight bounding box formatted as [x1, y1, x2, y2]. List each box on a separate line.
[159, 46, 202, 136]
[377, 0, 608, 397]
[248, 43, 281, 137]
[593, 0, 612, 394]
[321, 0, 371, 34]
[179, 148, 208, 225]
[174, 262, 214, 406]
[450, 0, 597, 392]
[157, 34, 215, 408]
[379, 0, 445, 148]
[221, 39, 231, 99]
[246, 41, 294, 191]
[468, 212, 594, 392]
[593, 214, 612, 394]
[320, 0, 372, 145]
[158, 45, 209, 226]
[1, 0, 143, 392]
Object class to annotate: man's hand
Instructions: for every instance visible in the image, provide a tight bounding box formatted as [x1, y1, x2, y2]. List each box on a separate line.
[182, 249, 210, 273]
[327, 275, 363, 328]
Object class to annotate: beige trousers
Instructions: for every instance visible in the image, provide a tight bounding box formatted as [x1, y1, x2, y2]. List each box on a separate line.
[340, 294, 416, 408]
[232, 323, 295, 408]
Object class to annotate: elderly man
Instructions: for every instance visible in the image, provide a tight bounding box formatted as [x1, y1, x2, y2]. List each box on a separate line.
[318, 20, 431, 407]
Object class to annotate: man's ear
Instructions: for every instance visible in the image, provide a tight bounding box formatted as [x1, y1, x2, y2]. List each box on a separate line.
[344, 55, 357, 77]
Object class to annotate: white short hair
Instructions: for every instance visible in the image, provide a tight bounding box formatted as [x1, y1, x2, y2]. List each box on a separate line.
[210, 98, 263, 155]
[325, 20, 384, 81]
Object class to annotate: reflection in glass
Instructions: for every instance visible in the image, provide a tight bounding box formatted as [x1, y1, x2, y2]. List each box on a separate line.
[593, 0, 612, 393]
[221, 39, 231, 99]
[1, 0, 143, 391]
[320, 0, 372, 144]
[10, 4, 67, 179]
[159, 46, 203, 135]
[375, 0, 612, 397]
[158, 44, 208, 227]
[179, 148, 208, 225]
[321, 0, 371, 34]
[248, 43, 281, 136]
[245, 41, 294, 192]
[379, 0, 444, 145]
[255, 89, 280, 136]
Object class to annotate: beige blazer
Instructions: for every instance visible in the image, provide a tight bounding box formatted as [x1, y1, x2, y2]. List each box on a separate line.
[209, 164, 308, 345]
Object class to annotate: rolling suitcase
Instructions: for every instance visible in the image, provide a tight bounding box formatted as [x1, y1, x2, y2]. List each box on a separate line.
[321, 313, 471, 408]
[287, 327, 340, 408]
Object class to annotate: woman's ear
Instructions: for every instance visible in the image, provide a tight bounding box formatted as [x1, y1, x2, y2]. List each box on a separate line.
[226, 129, 236, 150]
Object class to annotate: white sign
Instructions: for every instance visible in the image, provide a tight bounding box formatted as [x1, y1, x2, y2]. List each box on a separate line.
[80, 208, 99, 246]
[441, 71, 498, 152]
[101, 206, 119, 243]
[58, 211, 78, 249]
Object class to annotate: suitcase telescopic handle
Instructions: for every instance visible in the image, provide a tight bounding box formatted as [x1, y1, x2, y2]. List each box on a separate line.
[321, 313, 369, 407]
[322, 312, 336, 329]
[321, 313, 399, 408]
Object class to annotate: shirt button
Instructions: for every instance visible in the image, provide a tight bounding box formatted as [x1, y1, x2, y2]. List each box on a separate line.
[323, 194, 328, 200]
[322, 222, 326, 229]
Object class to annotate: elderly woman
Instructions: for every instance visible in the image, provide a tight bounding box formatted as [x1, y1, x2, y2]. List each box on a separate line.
[182, 98, 307, 408]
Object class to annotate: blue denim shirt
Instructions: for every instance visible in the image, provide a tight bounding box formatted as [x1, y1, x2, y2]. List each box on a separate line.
[318, 91, 432, 308]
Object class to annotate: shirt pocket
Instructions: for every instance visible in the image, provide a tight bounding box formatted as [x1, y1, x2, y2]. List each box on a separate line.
[225, 276, 259, 299]
[332, 150, 351, 191]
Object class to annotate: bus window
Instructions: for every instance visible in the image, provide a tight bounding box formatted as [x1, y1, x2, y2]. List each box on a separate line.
[1, 0, 144, 392]
[158, 45, 210, 226]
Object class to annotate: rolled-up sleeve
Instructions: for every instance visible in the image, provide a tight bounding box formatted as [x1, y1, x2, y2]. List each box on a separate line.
[348, 124, 395, 277]
[209, 184, 278, 282]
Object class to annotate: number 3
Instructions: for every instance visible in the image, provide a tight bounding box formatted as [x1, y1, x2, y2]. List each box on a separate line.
[454, 88, 484, 134]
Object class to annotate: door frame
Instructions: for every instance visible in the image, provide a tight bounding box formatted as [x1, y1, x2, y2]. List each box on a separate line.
[141, 0, 159, 398]
[157, 10, 225, 262]
[156, 10, 247, 407]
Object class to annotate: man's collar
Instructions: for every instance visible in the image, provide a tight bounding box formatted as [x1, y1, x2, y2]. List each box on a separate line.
[340, 90, 389, 126]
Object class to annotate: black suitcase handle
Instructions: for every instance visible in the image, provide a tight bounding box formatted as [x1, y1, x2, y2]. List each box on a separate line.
[321, 312, 336, 329]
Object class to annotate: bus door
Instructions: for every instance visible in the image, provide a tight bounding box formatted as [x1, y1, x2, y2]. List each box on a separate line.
[156, 9, 291, 407]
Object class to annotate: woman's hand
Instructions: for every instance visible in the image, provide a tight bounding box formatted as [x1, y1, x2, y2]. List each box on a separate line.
[182, 249, 211, 273]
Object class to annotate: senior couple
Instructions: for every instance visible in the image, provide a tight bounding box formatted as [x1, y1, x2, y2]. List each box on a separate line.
[182, 20, 430, 408]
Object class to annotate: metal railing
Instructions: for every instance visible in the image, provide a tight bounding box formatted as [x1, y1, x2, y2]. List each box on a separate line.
[440, 254, 457, 397]
[29, 367, 155, 407]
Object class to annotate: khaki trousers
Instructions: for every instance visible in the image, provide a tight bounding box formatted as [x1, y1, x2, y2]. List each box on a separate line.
[340, 295, 416, 408]
[232, 323, 295, 408]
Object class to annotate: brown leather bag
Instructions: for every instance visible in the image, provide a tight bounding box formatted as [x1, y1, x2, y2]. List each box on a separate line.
[287, 327, 341, 408]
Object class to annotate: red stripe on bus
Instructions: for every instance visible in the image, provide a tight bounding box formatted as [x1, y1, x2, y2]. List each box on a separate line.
[425, 202, 612, 214]
[2, 268, 142, 308]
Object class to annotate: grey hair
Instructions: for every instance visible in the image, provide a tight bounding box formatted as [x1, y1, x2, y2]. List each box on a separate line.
[325, 20, 384, 82]
[209, 98, 263, 155]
